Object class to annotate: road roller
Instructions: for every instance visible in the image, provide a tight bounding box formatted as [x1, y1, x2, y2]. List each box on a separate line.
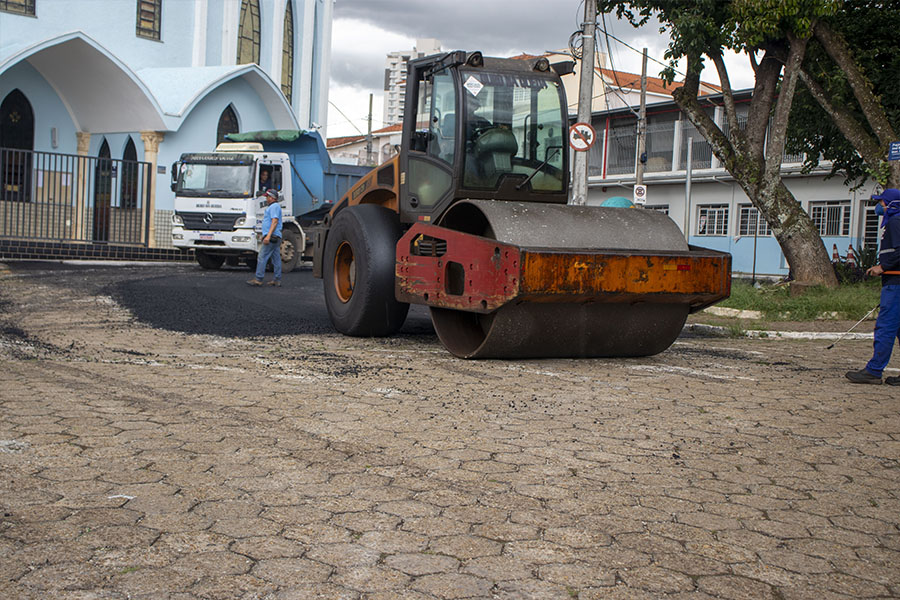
[312, 50, 731, 358]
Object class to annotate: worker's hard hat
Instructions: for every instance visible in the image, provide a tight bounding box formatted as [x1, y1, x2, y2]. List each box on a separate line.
[873, 188, 900, 203]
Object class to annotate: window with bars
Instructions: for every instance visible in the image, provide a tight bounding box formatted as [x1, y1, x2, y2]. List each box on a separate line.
[136, 0, 161, 40]
[645, 204, 669, 215]
[237, 0, 261, 65]
[697, 204, 728, 236]
[738, 204, 772, 236]
[863, 202, 880, 249]
[281, 0, 294, 103]
[809, 200, 850, 236]
[0, 0, 34, 15]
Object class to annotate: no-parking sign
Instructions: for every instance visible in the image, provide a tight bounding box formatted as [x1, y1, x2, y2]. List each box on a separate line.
[633, 184, 647, 206]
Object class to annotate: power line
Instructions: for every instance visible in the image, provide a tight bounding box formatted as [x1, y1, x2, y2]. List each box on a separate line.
[595, 20, 687, 79]
[327, 101, 367, 136]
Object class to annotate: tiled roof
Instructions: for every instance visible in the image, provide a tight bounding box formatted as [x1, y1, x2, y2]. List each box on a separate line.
[326, 123, 403, 148]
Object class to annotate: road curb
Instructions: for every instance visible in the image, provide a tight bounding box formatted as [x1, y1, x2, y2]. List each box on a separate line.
[685, 323, 872, 341]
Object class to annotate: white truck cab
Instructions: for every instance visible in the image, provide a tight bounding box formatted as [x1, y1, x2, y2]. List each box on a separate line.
[171, 143, 304, 271]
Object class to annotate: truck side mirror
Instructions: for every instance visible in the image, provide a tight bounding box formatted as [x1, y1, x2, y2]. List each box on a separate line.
[170, 162, 178, 192]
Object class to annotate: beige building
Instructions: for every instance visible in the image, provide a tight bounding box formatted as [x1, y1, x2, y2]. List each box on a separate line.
[326, 124, 402, 166]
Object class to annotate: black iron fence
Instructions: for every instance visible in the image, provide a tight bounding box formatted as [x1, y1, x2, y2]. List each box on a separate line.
[0, 147, 152, 245]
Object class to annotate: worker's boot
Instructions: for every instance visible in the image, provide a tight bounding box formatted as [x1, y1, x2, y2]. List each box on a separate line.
[884, 376, 900, 386]
[845, 369, 882, 384]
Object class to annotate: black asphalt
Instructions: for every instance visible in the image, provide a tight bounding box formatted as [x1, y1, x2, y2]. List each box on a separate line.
[111, 264, 435, 338]
[6, 261, 434, 339]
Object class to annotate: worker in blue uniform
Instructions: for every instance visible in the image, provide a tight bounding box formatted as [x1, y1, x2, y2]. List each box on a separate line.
[847, 188, 900, 384]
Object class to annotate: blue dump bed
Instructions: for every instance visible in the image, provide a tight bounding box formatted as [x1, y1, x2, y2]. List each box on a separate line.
[226, 130, 371, 224]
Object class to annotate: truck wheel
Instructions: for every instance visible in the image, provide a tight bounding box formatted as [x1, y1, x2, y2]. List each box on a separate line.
[281, 229, 301, 272]
[323, 205, 409, 336]
[195, 250, 225, 270]
[244, 257, 257, 271]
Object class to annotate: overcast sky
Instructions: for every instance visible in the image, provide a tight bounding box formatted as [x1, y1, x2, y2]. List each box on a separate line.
[326, 1, 754, 138]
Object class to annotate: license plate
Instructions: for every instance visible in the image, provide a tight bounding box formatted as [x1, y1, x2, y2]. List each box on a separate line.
[199, 233, 213, 240]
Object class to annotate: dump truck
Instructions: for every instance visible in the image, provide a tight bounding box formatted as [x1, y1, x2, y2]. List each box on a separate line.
[312, 51, 731, 358]
[170, 130, 369, 272]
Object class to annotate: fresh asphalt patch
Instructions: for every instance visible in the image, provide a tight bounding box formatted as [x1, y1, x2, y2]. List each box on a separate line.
[109, 265, 435, 339]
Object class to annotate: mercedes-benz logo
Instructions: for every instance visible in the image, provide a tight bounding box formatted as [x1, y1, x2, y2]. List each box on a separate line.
[202, 213, 213, 224]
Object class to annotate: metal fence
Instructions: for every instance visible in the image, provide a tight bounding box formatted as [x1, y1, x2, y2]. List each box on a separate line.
[0, 147, 152, 245]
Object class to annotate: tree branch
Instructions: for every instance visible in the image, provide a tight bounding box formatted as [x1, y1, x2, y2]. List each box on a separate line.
[710, 51, 740, 149]
[798, 67, 884, 169]
[745, 49, 781, 159]
[764, 31, 808, 179]
[814, 20, 899, 148]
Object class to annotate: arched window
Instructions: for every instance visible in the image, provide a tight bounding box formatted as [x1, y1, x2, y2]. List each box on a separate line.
[121, 137, 139, 209]
[0, 89, 34, 203]
[236, 0, 260, 65]
[281, 0, 294, 103]
[94, 140, 112, 241]
[217, 105, 239, 145]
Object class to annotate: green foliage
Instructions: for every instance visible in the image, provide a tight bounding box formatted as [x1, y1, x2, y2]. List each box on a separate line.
[719, 279, 880, 319]
[732, 0, 839, 47]
[786, 1, 900, 186]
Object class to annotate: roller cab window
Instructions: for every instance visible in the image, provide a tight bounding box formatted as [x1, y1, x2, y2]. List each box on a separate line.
[460, 69, 565, 193]
[405, 68, 456, 212]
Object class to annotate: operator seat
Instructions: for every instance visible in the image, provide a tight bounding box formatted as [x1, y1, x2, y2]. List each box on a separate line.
[475, 127, 518, 184]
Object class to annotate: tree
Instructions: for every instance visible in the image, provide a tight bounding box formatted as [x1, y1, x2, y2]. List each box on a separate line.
[787, 2, 900, 189]
[599, 0, 839, 287]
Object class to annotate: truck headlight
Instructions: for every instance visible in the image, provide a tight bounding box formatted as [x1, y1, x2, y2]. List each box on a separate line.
[172, 233, 184, 240]
[172, 214, 184, 226]
[234, 217, 247, 227]
[231, 235, 251, 243]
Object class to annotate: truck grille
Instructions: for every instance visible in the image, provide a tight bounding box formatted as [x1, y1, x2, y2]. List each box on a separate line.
[178, 212, 240, 231]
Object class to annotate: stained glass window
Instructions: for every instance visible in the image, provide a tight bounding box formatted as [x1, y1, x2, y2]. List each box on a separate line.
[281, 0, 294, 103]
[217, 106, 239, 145]
[0, 0, 35, 16]
[136, 0, 161, 40]
[237, 0, 261, 65]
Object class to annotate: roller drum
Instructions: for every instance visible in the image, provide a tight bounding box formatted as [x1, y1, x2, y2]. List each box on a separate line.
[430, 200, 692, 359]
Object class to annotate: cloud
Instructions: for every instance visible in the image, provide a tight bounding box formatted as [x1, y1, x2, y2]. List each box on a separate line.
[325, 2, 755, 137]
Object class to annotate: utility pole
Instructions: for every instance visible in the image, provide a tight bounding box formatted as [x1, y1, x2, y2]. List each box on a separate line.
[365, 93, 374, 166]
[634, 48, 648, 206]
[571, 0, 597, 206]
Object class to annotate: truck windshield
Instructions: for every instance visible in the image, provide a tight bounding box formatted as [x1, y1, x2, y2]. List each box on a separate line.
[461, 70, 565, 192]
[176, 163, 255, 197]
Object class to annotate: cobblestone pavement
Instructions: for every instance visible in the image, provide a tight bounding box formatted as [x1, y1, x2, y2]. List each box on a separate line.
[0, 264, 898, 599]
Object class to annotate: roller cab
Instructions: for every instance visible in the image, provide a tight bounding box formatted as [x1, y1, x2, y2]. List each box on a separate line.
[316, 51, 731, 359]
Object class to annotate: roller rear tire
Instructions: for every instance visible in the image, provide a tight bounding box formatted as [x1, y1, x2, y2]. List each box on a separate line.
[323, 205, 409, 336]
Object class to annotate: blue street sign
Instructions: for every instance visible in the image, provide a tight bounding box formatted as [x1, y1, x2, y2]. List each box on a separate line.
[889, 141, 900, 161]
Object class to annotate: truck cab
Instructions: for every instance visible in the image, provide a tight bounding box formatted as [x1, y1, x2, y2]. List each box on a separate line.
[170, 144, 302, 271]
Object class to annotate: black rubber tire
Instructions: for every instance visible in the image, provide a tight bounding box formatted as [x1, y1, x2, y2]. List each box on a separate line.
[195, 250, 225, 270]
[323, 205, 409, 336]
[281, 229, 301, 272]
[244, 257, 258, 271]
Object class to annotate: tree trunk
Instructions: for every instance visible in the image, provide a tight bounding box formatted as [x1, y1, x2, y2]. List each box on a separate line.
[674, 53, 838, 288]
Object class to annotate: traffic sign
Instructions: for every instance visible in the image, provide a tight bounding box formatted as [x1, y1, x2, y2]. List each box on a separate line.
[889, 141, 900, 161]
[633, 184, 647, 206]
[569, 122, 596, 152]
